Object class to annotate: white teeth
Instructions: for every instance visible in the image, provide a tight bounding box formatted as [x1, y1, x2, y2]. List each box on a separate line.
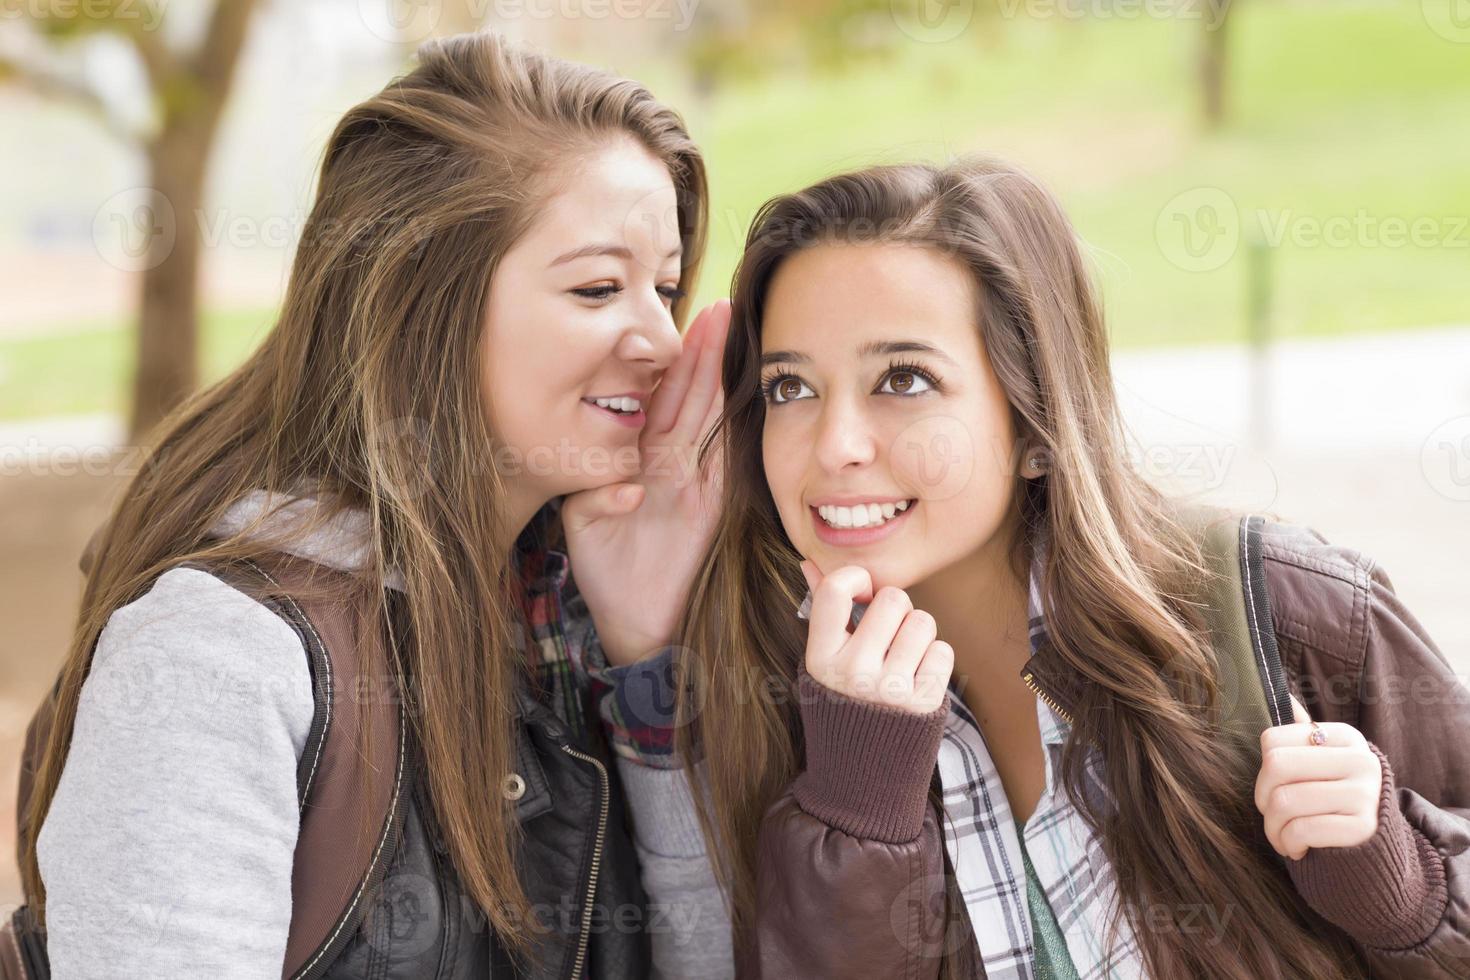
[591, 396, 641, 413]
[815, 500, 915, 529]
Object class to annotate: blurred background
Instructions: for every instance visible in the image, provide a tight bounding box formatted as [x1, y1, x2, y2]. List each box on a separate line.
[1, 0, 1467, 902]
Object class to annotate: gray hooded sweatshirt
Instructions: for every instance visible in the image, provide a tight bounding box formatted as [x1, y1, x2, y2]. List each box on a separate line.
[36, 491, 733, 979]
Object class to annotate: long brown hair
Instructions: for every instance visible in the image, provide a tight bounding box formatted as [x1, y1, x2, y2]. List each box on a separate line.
[21, 31, 707, 959]
[675, 158, 1364, 978]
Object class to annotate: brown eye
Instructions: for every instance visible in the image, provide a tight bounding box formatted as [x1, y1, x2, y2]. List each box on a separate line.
[778, 378, 803, 401]
[878, 367, 935, 396]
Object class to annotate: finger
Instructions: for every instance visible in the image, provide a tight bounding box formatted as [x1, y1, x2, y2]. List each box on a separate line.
[697, 386, 724, 449]
[669, 301, 729, 445]
[1254, 746, 1366, 810]
[1290, 694, 1311, 725]
[1261, 779, 1367, 844]
[806, 565, 873, 665]
[799, 560, 821, 594]
[882, 608, 937, 680]
[1279, 812, 1378, 860]
[561, 482, 645, 534]
[644, 304, 712, 434]
[913, 640, 955, 712]
[844, 586, 913, 676]
[1261, 720, 1360, 752]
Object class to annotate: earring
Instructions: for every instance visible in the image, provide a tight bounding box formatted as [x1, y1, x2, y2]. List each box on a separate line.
[1026, 447, 1050, 477]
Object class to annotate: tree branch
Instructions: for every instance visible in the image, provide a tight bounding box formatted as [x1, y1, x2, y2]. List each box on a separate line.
[0, 48, 140, 145]
[126, 21, 174, 92]
[190, 0, 261, 103]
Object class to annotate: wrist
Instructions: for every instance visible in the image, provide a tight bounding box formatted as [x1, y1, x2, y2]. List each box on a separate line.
[791, 669, 950, 844]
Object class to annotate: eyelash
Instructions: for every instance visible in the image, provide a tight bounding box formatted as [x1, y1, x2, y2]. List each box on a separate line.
[571, 283, 686, 304]
[758, 360, 943, 404]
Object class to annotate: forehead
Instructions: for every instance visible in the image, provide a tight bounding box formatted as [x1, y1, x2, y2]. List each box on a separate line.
[761, 242, 980, 356]
[524, 139, 678, 252]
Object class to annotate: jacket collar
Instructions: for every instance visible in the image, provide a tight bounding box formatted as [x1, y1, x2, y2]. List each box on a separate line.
[1013, 529, 1080, 731]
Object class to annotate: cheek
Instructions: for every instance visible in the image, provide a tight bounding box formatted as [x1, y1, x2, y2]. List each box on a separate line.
[482, 313, 607, 445]
[761, 419, 805, 522]
[886, 412, 980, 503]
[892, 415, 1018, 544]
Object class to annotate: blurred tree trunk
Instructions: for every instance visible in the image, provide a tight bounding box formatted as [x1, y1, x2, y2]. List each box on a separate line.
[1200, 3, 1231, 129]
[0, 0, 262, 440]
[129, 0, 258, 439]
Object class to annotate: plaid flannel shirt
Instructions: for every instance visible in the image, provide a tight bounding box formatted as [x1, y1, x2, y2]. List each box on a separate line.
[513, 499, 679, 769]
[937, 538, 1146, 979]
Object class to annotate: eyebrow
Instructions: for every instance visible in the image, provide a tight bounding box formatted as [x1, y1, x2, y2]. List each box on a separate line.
[549, 242, 683, 267]
[760, 339, 957, 368]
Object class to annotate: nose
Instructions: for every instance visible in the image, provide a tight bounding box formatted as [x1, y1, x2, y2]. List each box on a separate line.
[811, 393, 878, 474]
[614, 295, 682, 373]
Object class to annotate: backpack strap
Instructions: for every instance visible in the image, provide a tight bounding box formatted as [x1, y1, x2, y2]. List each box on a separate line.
[206, 555, 415, 980]
[5, 553, 413, 980]
[1171, 502, 1294, 754]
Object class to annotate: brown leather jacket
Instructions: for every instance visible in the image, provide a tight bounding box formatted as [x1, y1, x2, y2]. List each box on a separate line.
[738, 517, 1470, 979]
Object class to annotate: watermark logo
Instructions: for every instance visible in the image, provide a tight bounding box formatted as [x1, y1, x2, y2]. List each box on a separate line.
[94, 187, 175, 272]
[1155, 187, 1239, 273]
[890, 0, 976, 44]
[1422, 0, 1470, 43]
[1421, 414, 1470, 501]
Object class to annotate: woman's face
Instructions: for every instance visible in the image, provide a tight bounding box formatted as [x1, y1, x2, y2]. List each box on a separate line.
[482, 137, 685, 511]
[759, 242, 1022, 590]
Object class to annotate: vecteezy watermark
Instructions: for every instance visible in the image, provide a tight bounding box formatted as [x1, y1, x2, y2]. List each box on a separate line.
[0, 0, 167, 30]
[1156, 188, 1470, 271]
[1421, 414, 1470, 502]
[995, 0, 1232, 30]
[356, 0, 701, 44]
[1253, 209, 1470, 251]
[888, 414, 976, 502]
[889, 0, 976, 44]
[1155, 187, 1241, 273]
[93, 187, 177, 273]
[1126, 440, 1238, 492]
[0, 437, 131, 479]
[1421, 0, 1470, 43]
[94, 196, 442, 271]
[442, 887, 704, 940]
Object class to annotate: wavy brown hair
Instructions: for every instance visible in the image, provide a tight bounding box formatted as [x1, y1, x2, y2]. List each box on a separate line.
[674, 158, 1365, 978]
[20, 31, 707, 961]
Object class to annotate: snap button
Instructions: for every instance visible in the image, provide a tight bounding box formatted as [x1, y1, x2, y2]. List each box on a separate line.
[502, 772, 527, 801]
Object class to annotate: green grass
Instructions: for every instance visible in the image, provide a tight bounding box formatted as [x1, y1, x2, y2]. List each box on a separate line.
[0, 309, 278, 421]
[4, 1, 1468, 420]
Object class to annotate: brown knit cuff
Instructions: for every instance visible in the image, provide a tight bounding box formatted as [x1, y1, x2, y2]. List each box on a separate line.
[790, 669, 950, 844]
[1285, 741, 1449, 950]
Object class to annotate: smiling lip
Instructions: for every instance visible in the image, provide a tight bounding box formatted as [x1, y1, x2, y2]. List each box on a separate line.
[582, 391, 649, 429]
[808, 498, 917, 547]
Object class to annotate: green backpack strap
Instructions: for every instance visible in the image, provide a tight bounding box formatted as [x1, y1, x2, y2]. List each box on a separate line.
[1170, 502, 1295, 757]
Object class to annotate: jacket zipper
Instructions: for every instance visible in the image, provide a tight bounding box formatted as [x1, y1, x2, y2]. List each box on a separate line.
[558, 742, 608, 980]
[1021, 669, 1074, 727]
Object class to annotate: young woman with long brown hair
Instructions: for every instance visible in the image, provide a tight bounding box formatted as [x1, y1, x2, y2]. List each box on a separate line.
[20, 33, 734, 978]
[670, 157, 1470, 978]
